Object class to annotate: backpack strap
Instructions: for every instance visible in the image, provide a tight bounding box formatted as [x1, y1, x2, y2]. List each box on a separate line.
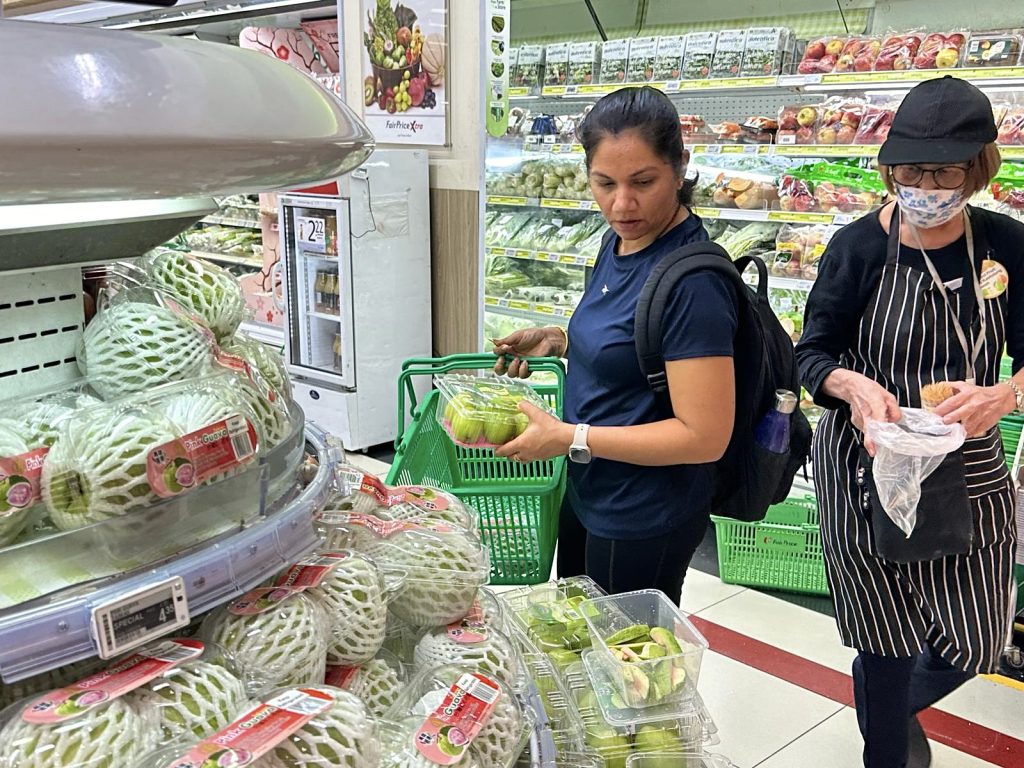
[583, 227, 618, 291]
[634, 242, 748, 415]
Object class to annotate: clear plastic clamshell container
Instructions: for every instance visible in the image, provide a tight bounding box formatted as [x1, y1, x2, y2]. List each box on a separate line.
[200, 587, 332, 696]
[138, 684, 382, 767]
[413, 622, 526, 693]
[380, 715, 485, 767]
[435, 373, 554, 449]
[628, 753, 738, 768]
[386, 663, 536, 768]
[581, 590, 708, 709]
[519, 650, 585, 753]
[325, 646, 408, 719]
[318, 513, 490, 628]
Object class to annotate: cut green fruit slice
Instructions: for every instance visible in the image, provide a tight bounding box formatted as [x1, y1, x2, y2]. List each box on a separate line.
[604, 624, 651, 646]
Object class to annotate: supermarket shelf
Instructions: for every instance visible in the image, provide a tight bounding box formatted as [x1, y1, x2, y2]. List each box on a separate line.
[748, 274, 816, 292]
[484, 295, 574, 323]
[0, 418, 339, 683]
[694, 206, 864, 226]
[486, 195, 599, 212]
[486, 245, 595, 268]
[202, 215, 262, 229]
[309, 310, 343, 322]
[189, 249, 262, 268]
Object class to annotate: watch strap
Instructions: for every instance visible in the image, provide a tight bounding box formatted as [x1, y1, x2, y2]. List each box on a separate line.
[572, 423, 590, 451]
[1008, 380, 1024, 414]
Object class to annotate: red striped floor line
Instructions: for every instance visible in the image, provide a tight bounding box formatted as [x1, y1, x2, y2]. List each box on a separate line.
[690, 615, 1024, 767]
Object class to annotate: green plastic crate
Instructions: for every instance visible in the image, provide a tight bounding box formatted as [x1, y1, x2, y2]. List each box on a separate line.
[386, 354, 566, 586]
[711, 495, 829, 596]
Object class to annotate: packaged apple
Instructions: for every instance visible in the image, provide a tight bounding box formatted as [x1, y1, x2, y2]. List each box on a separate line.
[797, 35, 848, 74]
[708, 29, 746, 78]
[913, 31, 967, 69]
[580, 589, 708, 709]
[385, 664, 535, 768]
[600, 39, 630, 84]
[569, 41, 601, 86]
[653, 35, 687, 81]
[964, 33, 1023, 68]
[874, 31, 923, 72]
[997, 107, 1024, 145]
[514, 45, 544, 91]
[777, 175, 817, 215]
[740, 27, 792, 77]
[774, 225, 833, 280]
[835, 37, 882, 73]
[815, 98, 866, 145]
[435, 373, 554, 449]
[681, 32, 717, 79]
[854, 102, 897, 144]
[776, 103, 821, 145]
[626, 37, 658, 83]
[544, 42, 570, 87]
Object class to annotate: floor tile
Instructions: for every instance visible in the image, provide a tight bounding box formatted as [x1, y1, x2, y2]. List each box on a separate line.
[681, 568, 748, 615]
[344, 451, 391, 478]
[938, 675, 1024, 742]
[697, 651, 845, 768]
[697, 588, 857, 675]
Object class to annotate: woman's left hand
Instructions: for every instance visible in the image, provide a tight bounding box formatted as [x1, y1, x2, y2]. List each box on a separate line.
[934, 381, 1015, 437]
[494, 402, 575, 464]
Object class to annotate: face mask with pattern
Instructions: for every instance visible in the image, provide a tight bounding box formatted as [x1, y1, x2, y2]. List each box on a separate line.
[895, 184, 969, 229]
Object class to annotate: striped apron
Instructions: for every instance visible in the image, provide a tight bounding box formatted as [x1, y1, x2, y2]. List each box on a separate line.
[813, 210, 1017, 675]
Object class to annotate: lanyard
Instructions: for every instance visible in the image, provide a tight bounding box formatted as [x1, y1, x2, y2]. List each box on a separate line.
[907, 212, 986, 385]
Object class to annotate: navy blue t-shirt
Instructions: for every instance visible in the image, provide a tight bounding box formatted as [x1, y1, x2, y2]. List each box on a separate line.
[564, 213, 738, 540]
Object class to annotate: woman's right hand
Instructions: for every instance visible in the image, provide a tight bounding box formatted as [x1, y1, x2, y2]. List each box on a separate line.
[824, 369, 902, 456]
[492, 327, 565, 378]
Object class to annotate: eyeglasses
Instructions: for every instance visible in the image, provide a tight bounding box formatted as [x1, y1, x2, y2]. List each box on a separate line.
[890, 164, 971, 190]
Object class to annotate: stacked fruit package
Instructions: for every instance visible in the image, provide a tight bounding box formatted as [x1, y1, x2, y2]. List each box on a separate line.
[436, 374, 554, 449]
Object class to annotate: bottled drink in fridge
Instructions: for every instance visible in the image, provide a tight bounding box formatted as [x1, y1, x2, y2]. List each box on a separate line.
[332, 272, 341, 315]
[314, 271, 326, 312]
[754, 389, 798, 454]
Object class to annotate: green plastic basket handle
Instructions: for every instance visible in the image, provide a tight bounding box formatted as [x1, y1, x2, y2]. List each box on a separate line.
[394, 353, 566, 451]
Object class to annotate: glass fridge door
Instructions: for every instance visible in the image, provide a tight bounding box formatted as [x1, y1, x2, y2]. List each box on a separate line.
[279, 196, 355, 388]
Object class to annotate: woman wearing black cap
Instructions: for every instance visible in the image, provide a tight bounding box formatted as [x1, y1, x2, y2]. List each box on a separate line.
[797, 76, 1024, 768]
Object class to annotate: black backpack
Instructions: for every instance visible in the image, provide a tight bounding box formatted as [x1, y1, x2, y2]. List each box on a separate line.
[587, 232, 811, 522]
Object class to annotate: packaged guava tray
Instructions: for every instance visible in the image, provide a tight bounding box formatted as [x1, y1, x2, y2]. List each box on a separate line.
[435, 374, 554, 450]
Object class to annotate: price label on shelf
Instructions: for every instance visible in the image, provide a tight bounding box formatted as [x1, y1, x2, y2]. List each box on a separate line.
[508, 87, 529, 98]
[296, 216, 327, 253]
[664, 80, 681, 93]
[91, 577, 189, 659]
[767, 211, 835, 224]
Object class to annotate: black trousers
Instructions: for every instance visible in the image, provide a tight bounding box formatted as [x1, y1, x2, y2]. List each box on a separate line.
[556, 496, 708, 603]
[853, 645, 974, 768]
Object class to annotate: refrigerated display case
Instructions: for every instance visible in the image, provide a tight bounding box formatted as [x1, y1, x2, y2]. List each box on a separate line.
[278, 149, 432, 451]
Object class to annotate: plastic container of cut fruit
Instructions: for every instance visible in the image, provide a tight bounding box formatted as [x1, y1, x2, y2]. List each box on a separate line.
[629, 754, 738, 768]
[580, 590, 709, 710]
[386, 664, 536, 768]
[435, 373, 555, 450]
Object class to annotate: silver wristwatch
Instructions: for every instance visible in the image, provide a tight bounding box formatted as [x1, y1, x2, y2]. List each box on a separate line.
[1008, 380, 1024, 414]
[569, 423, 592, 464]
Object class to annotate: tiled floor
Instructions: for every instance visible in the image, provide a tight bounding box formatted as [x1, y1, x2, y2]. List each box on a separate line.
[343, 449, 1024, 767]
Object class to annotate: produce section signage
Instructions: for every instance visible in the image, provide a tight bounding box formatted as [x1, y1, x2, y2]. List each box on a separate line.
[361, 0, 448, 146]
[486, 0, 511, 137]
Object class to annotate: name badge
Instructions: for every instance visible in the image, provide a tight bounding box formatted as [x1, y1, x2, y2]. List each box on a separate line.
[980, 260, 1009, 299]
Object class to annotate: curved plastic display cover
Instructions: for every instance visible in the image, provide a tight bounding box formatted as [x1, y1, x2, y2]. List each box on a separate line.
[0, 21, 375, 204]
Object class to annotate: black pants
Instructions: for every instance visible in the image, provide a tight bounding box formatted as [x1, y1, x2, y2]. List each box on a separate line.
[853, 645, 974, 768]
[556, 496, 708, 603]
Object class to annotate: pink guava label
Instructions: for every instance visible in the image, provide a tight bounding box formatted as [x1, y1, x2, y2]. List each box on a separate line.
[414, 672, 501, 765]
[324, 664, 360, 689]
[0, 447, 47, 515]
[345, 513, 453, 538]
[161, 688, 335, 768]
[275, 552, 350, 590]
[22, 638, 204, 723]
[339, 467, 452, 512]
[228, 586, 300, 616]
[147, 415, 258, 498]
[215, 352, 279, 403]
[446, 600, 489, 644]
[395, 485, 452, 512]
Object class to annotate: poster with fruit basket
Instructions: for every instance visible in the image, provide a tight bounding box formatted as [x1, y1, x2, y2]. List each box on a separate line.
[362, 0, 447, 146]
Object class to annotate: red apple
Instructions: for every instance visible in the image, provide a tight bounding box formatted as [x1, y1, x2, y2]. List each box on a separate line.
[836, 125, 858, 144]
[805, 41, 827, 60]
[796, 126, 814, 144]
[779, 110, 800, 131]
[854, 55, 874, 72]
[819, 54, 838, 71]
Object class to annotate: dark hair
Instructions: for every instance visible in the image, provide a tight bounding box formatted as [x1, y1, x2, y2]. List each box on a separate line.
[577, 86, 696, 206]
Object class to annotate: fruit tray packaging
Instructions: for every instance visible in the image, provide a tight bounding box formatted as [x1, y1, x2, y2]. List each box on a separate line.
[709, 172, 779, 211]
[580, 590, 708, 709]
[569, 41, 601, 86]
[773, 224, 833, 280]
[435, 373, 554, 449]
[544, 42, 570, 87]
[709, 29, 747, 78]
[874, 31, 923, 71]
[384, 663, 536, 768]
[514, 44, 545, 91]
[964, 33, 1023, 67]
[600, 38, 630, 84]
[777, 102, 822, 145]
[653, 35, 687, 81]
[740, 27, 792, 77]
[682, 31, 717, 79]
[563, 659, 717, 766]
[835, 36, 882, 73]
[797, 35, 848, 74]
[628, 753, 738, 768]
[519, 649, 586, 747]
[854, 101, 898, 144]
[626, 36, 658, 83]
[997, 106, 1024, 146]
[815, 97, 866, 145]
[913, 31, 967, 69]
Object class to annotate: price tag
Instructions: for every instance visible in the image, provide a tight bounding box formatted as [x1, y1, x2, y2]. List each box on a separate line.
[296, 216, 327, 253]
[91, 577, 189, 659]
[565, 85, 579, 94]
[833, 213, 855, 226]
[484, 296, 498, 307]
[704, 145, 722, 154]
[743, 144, 761, 154]
[508, 87, 529, 98]
[534, 304, 554, 315]
[664, 80, 681, 93]
[778, 74, 822, 86]
[542, 135, 557, 144]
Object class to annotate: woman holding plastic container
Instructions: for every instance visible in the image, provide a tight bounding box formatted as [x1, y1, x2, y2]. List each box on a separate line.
[490, 87, 738, 603]
[796, 77, 1024, 768]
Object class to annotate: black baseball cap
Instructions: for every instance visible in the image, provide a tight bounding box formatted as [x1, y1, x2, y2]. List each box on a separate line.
[878, 76, 998, 166]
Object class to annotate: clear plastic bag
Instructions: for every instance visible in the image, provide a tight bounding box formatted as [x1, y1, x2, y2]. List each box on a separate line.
[865, 409, 966, 537]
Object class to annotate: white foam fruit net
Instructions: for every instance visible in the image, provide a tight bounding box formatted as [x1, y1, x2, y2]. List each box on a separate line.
[144, 249, 245, 344]
[225, 372, 292, 449]
[41, 406, 177, 531]
[253, 686, 381, 768]
[346, 657, 405, 718]
[305, 553, 388, 666]
[80, 301, 212, 400]
[413, 626, 522, 689]
[223, 333, 293, 402]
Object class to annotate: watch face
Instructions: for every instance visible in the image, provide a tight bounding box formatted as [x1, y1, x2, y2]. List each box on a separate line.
[569, 447, 591, 464]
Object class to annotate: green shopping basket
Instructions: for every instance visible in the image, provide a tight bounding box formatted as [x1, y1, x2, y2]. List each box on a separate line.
[386, 354, 567, 586]
[711, 494, 830, 596]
